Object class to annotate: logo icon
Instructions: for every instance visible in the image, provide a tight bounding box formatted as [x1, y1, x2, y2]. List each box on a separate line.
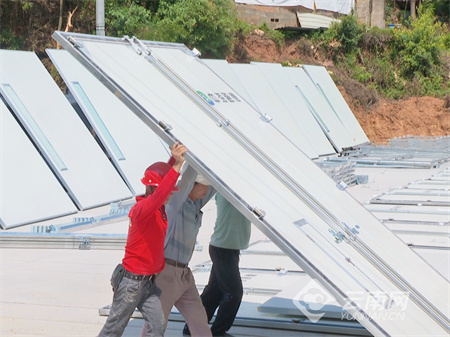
[196, 90, 215, 105]
[293, 279, 335, 323]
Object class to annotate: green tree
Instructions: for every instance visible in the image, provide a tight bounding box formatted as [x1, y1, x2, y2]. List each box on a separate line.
[142, 0, 241, 58]
[105, 0, 153, 37]
[319, 14, 364, 61]
[390, 0, 447, 79]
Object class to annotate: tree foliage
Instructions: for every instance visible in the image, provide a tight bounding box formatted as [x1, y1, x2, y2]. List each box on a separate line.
[140, 0, 240, 58]
[105, 0, 153, 37]
[320, 14, 364, 59]
[314, 1, 449, 98]
[390, 1, 447, 80]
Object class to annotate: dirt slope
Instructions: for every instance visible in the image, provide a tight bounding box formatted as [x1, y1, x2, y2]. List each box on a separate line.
[228, 32, 450, 145]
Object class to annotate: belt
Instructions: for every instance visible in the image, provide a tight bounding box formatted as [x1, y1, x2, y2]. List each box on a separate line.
[123, 269, 154, 281]
[165, 258, 188, 269]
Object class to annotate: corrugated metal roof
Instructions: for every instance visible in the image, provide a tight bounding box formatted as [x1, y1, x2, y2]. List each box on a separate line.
[297, 12, 340, 29]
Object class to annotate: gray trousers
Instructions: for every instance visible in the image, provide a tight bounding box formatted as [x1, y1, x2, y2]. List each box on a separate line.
[141, 264, 212, 337]
[98, 275, 165, 337]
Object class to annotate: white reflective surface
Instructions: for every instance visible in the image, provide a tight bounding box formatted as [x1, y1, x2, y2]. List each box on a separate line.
[251, 62, 335, 156]
[228, 62, 318, 158]
[283, 67, 356, 150]
[303, 65, 369, 146]
[0, 99, 76, 228]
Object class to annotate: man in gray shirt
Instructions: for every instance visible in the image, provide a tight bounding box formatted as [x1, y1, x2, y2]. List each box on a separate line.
[141, 164, 215, 337]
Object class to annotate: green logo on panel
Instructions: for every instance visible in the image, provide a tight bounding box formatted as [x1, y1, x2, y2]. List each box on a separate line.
[196, 90, 215, 105]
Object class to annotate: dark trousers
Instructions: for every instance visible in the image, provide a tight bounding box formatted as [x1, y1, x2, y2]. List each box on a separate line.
[201, 244, 243, 336]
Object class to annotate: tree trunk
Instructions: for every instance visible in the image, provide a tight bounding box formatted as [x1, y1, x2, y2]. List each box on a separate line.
[58, 0, 64, 31]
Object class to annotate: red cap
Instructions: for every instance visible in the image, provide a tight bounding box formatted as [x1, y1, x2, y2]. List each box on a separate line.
[141, 162, 179, 191]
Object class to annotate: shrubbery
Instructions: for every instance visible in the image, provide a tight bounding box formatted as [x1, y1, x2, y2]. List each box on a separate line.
[105, 0, 242, 59]
[314, 1, 449, 98]
[105, 0, 153, 38]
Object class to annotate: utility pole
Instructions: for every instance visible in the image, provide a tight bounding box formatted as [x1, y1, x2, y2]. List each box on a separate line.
[96, 0, 105, 36]
[410, 0, 417, 19]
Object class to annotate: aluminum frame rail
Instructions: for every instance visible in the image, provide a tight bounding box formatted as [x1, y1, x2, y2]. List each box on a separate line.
[98, 306, 371, 336]
[52, 31, 450, 337]
[0, 233, 126, 250]
[388, 136, 450, 151]
[333, 143, 450, 169]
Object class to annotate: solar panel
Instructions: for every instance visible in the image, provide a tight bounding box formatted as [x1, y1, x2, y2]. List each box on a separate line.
[228, 63, 318, 158]
[53, 32, 449, 336]
[0, 50, 133, 210]
[303, 65, 370, 146]
[0, 99, 77, 229]
[283, 66, 356, 150]
[250, 62, 335, 156]
[202, 59, 255, 106]
[46, 49, 170, 196]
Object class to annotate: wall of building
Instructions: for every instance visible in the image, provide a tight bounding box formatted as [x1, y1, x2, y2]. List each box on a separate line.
[354, 0, 386, 28]
[236, 4, 300, 29]
[236, 1, 386, 30]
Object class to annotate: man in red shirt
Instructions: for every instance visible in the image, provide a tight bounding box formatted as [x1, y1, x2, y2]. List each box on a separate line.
[98, 142, 187, 337]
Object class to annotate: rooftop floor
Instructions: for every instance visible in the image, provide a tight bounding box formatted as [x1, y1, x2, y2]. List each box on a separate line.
[1, 159, 449, 337]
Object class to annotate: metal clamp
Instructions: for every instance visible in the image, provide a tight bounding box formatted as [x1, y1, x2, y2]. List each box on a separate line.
[158, 120, 173, 132]
[252, 207, 266, 219]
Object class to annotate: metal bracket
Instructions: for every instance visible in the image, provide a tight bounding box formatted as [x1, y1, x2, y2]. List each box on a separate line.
[259, 113, 273, 123]
[336, 180, 348, 190]
[328, 228, 344, 243]
[252, 207, 266, 219]
[329, 223, 360, 244]
[158, 120, 173, 132]
[67, 36, 84, 49]
[342, 223, 360, 241]
[131, 36, 152, 56]
[122, 35, 143, 55]
[79, 237, 91, 250]
[217, 119, 230, 127]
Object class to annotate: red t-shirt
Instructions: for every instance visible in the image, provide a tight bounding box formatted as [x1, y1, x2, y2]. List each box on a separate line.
[122, 168, 179, 275]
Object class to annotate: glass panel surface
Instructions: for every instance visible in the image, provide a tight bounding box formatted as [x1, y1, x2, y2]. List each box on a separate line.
[1, 83, 67, 171]
[283, 67, 356, 151]
[202, 59, 255, 106]
[251, 62, 335, 156]
[0, 99, 76, 229]
[227, 63, 318, 159]
[303, 65, 370, 145]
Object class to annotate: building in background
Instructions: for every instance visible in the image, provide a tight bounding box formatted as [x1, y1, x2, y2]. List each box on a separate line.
[234, 0, 386, 30]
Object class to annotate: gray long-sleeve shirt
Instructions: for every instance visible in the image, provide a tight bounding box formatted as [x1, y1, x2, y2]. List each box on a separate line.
[164, 165, 215, 265]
